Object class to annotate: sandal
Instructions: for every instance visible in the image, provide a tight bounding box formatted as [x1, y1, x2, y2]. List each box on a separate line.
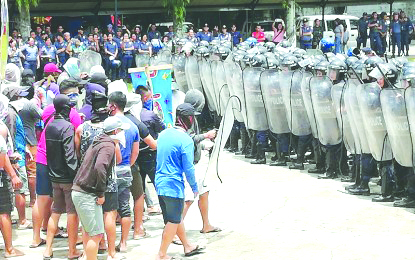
[29, 239, 46, 248]
[184, 245, 204, 257]
[200, 227, 222, 234]
[18, 221, 33, 230]
[133, 231, 150, 240]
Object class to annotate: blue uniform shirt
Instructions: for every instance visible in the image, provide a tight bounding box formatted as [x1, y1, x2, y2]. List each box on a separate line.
[22, 44, 38, 61]
[231, 31, 242, 46]
[197, 31, 213, 42]
[123, 41, 134, 55]
[40, 45, 57, 59]
[148, 30, 161, 41]
[219, 32, 231, 41]
[54, 41, 68, 57]
[139, 41, 151, 51]
[105, 41, 117, 54]
[155, 127, 198, 199]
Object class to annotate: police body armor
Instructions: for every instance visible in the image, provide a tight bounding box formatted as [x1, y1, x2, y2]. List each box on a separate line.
[331, 81, 356, 154]
[242, 67, 268, 131]
[356, 82, 393, 161]
[301, 71, 319, 138]
[381, 88, 412, 167]
[310, 76, 341, 145]
[78, 50, 102, 75]
[172, 53, 188, 92]
[224, 54, 244, 123]
[260, 69, 290, 134]
[280, 70, 312, 136]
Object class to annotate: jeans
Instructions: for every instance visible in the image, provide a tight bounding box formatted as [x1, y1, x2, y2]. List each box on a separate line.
[138, 152, 156, 189]
[24, 60, 37, 75]
[105, 56, 119, 80]
[121, 54, 133, 79]
[335, 36, 342, 54]
[58, 55, 67, 66]
[256, 131, 268, 145]
[391, 33, 402, 55]
[401, 32, 410, 54]
[370, 33, 383, 55]
[300, 39, 312, 50]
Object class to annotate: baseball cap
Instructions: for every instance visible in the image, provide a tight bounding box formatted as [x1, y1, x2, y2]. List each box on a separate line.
[53, 94, 70, 111]
[3, 86, 29, 100]
[303, 18, 309, 22]
[44, 63, 62, 73]
[79, 26, 84, 30]
[204, 23, 209, 27]
[135, 24, 142, 28]
[222, 25, 227, 29]
[22, 69, 34, 77]
[107, 24, 113, 28]
[103, 116, 130, 133]
[363, 12, 368, 16]
[176, 103, 200, 116]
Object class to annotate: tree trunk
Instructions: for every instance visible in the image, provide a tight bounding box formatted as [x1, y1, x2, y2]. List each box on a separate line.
[15, 7, 31, 40]
[173, 10, 184, 38]
[286, 0, 296, 45]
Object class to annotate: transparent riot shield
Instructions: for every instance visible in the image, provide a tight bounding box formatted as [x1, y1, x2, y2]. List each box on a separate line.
[231, 62, 248, 125]
[242, 67, 268, 131]
[186, 55, 203, 93]
[215, 61, 230, 116]
[172, 54, 188, 92]
[280, 70, 312, 136]
[380, 88, 412, 167]
[343, 80, 362, 154]
[210, 60, 221, 115]
[260, 69, 290, 134]
[224, 56, 244, 122]
[331, 82, 356, 154]
[356, 82, 393, 161]
[200, 58, 218, 112]
[310, 76, 342, 145]
[135, 54, 150, 68]
[78, 50, 102, 74]
[404, 87, 415, 166]
[301, 71, 318, 138]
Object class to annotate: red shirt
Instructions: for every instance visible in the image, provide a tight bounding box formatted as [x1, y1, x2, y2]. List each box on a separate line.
[252, 31, 265, 42]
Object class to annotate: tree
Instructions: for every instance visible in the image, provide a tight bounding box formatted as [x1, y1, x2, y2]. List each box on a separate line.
[161, 0, 191, 37]
[15, 0, 40, 39]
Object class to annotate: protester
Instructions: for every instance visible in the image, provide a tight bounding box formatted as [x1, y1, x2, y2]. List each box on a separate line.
[271, 20, 285, 44]
[252, 25, 265, 42]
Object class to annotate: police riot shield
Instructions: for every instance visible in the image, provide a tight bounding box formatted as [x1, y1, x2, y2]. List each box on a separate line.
[224, 56, 244, 123]
[331, 82, 356, 154]
[242, 67, 268, 131]
[78, 50, 102, 74]
[280, 71, 312, 136]
[210, 60, 221, 114]
[214, 61, 230, 116]
[135, 54, 150, 68]
[380, 88, 412, 167]
[260, 69, 290, 134]
[185, 57, 194, 91]
[172, 54, 188, 92]
[309, 76, 342, 145]
[300, 71, 318, 138]
[343, 80, 363, 154]
[186, 55, 204, 93]
[404, 87, 415, 166]
[200, 58, 219, 112]
[231, 62, 248, 125]
[197, 59, 215, 112]
[356, 83, 393, 161]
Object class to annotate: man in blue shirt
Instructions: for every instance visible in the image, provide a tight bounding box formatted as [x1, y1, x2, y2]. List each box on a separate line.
[104, 33, 119, 80]
[54, 33, 68, 66]
[390, 12, 401, 57]
[108, 91, 139, 253]
[357, 12, 369, 48]
[231, 24, 242, 46]
[155, 103, 204, 259]
[22, 38, 39, 75]
[196, 24, 213, 42]
[148, 24, 161, 41]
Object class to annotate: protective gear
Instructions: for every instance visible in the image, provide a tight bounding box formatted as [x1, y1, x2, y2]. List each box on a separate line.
[402, 67, 415, 88]
[185, 55, 203, 92]
[199, 58, 218, 112]
[280, 40, 292, 48]
[251, 54, 266, 67]
[314, 60, 329, 76]
[184, 89, 205, 113]
[78, 50, 102, 75]
[172, 53, 188, 92]
[363, 56, 385, 79]
[293, 48, 307, 59]
[195, 46, 210, 57]
[327, 58, 347, 83]
[281, 55, 299, 71]
[301, 71, 319, 138]
[264, 42, 276, 52]
[245, 37, 258, 47]
[345, 56, 359, 68]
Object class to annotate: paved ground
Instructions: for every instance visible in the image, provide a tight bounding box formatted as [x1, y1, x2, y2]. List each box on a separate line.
[2, 149, 415, 260]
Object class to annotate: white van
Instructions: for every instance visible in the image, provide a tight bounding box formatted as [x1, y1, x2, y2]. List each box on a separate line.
[242, 19, 286, 42]
[296, 15, 360, 50]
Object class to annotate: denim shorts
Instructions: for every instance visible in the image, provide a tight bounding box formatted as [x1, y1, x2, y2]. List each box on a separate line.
[116, 166, 132, 218]
[36, 163, 53, 197]
[158, 195, 184, 224]
[72, 190, 104, 236]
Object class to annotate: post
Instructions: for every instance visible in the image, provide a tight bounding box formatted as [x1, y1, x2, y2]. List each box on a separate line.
[114, 0, 118, 28]
[388, 1, 393, 53]
[286, 0, 296, 45]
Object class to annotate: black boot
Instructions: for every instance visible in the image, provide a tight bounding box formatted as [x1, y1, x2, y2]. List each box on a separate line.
[245, 132, 257, 159]
[270, 152, 288, 166]
[251, 144, 266, 164]
[308, 166, 325, 174]
[236, 127, 249, 155]
[372, 194, 394, 202]
[348, 184, 370, 195]
[318, 171, 338, 179]
[393, 197, 415, 208]
[229, 131, 239, 153]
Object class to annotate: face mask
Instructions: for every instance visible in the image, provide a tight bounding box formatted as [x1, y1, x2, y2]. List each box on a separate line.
[143, 99, 153, 110]
[61, 105, 71, 120]
[110, 131, 126, 148]
[67, 93, 79, 107]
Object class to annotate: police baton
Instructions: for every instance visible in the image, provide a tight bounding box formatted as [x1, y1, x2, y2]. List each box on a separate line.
[375, 63, 395, 88]
[349, 66, 364, 84]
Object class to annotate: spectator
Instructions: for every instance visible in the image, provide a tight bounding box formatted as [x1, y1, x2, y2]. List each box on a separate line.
[21, 37, 40, 76]
[133, 25, 142, 41]
[166, 25, 175, 40]
[230, 24, 242, 46]
[39, 37, 58, 65]
[54, 33, 68, 67]
[271, 21, 285, 44]
[390, 12, 402, 57]
[196, 24, 213, 42]
[312, 19, 323, 49]
[121, 33, 134, 79]
[333, 18, 344, 54]
[380, 12, 388, 55]
[252, 25, 265, 42]
[400, 12, 413, 56]
[67, 38, 86, 58]
[104, 33, 119, 81]
[55, 25, 64, 41]
[8, 39, 24, 69]
[219, 25, 231, 41]
[299, 18, 313, 50]
[148, 24, 161, 41]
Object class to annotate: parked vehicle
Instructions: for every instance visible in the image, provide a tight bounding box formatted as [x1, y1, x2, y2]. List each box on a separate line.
[242, 19, 286, 42]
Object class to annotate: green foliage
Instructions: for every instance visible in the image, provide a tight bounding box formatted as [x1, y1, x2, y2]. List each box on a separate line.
[15, 0, 40, 12]
[161, 0, 191, 26]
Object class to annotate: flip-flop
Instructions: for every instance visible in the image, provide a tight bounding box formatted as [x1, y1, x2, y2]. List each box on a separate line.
[4, 248, 25, 258]
[184, 245, 204, 257]
[29, 239, 46, 248]
[172, 237, 182, 245]
[18, 221, 33, 230]
[200, 227, 222, 234]
[115, 244, 127, 253]
[133, 231, 150, 240]
[42, 254, 53, 260]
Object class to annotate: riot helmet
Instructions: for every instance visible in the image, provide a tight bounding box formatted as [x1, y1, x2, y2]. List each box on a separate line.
[184, 89, 205, 113]
[314, 60, 329, 77]
[364, 56, 385, 75]
[345, 56, 359, 68]
[257, 45, 268, 54]
[293, 48, 307, 59]
[349, 59, 365, 81]
[402, 67, 415, 88]
[245, 37, 258, 47]
[195, 46, 209, 57]
[199, 40, 209, 47]
[264, 42, 276, 52]
[280, 40, 291, 48]
[210, 39, 220, 46]
[368, 63, 398, 88]
[327, 58, 347, 82]
[251, 54, 266, 68]
[216, 46, 231, 59]
[221, 41, 232, 49]
[242, 53, 256, 66]
[280, 55, 299, 71]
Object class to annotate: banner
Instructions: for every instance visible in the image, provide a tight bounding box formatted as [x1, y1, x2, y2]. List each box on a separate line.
[0, 0, 9, 80]
[129, 64, 174, 128]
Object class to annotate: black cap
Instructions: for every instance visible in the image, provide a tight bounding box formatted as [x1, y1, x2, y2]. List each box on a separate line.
[53, 94, 70, 112]
[363, 12, 368, 16]
[176, 103, 200, 116]
[204, 23, 209, 27]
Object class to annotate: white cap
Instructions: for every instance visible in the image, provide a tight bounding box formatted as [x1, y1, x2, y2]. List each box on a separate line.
[103, 116, 130, 133]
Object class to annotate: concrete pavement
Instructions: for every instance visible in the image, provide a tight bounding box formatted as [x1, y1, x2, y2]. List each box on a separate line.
[2, 150, 415, 260]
